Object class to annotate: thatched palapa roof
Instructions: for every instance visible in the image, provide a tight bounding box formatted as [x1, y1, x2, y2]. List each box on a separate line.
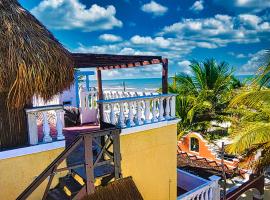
[83, 177, 144, 200]
[0, 0, 74, 109]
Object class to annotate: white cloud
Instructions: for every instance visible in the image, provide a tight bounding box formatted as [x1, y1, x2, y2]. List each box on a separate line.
[190, 1, 204, 12]
[31, 0, 122, 31]
[238, 50, 268, 74]
[178, 60, 192, 74]
[238, 14, 262, 28]
[213, 0, 270, 12]
[178, 60, 191, 68]
[228, 52, 247, 58]
[130, 35, 170, 48]
[99, 34, 122, 42]
[160, 13, 269, 48]
[141, 1, 168, 16]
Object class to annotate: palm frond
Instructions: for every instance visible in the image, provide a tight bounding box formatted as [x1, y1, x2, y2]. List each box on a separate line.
[227, 123, 270, 154]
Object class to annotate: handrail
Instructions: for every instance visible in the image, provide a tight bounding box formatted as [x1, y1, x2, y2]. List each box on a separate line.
[96, 93, 177, 104]
[17, 126, 121, 200]
[25, 104, 63, 113]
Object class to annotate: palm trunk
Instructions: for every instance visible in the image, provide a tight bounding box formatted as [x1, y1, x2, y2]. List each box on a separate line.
[0, 93, 28, 150]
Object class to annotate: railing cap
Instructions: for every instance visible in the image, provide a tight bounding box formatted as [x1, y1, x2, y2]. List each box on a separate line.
[25, 104, 63, 113]
[96, 93, 177, 104]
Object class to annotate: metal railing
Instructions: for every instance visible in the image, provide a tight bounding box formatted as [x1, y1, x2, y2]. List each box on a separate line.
[17, 125, 121, 200]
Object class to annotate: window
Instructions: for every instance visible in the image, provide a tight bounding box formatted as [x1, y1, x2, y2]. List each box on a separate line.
[190, 137, 199, 152]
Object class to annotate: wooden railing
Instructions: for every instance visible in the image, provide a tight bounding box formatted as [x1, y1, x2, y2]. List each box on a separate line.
[97, 94, 176, 128]
[25, 105, 65, 145]
[16, 126, 121, 200]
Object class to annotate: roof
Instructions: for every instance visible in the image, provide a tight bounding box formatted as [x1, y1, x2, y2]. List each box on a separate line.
[72, 53, 163, 70]
[82, 177, 143, 200]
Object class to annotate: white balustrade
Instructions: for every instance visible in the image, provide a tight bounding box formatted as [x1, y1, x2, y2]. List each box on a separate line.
[25, 105, 65, 145]
[97, 94, 177, 128]
[177, 169, 220, 200]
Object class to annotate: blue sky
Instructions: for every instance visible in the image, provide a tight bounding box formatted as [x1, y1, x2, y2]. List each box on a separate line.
[19, 0, 270, 79]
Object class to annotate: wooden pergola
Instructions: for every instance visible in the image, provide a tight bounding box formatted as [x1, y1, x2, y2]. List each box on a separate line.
[72, 53, 169, 121]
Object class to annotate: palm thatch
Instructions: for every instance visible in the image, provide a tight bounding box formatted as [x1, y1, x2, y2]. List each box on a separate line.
[82, 177, 143, 200]
[0, 0, 74, 148]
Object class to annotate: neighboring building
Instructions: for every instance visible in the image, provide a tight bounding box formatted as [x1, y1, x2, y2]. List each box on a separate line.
[178, 132, 239, 169]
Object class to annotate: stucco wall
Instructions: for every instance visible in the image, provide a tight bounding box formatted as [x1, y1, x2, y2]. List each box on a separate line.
[0, 147, 65, 200]
[120, 124, 177, 200]
[178, 132, 238, 168]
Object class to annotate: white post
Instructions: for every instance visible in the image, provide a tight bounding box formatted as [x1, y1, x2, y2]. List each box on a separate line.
[27, 112, 38, 145]
[136, 101, 143, 125]
[118, 102, 126, 128]
[165, 97, 171, 120]
[42, 111, 52, 143]
[144, 99, 151, 124]
[152, 99, 158, 123]
[110, 103, 116, 124]
[56, 110, 65, 140]
[170, 95, 176, 118]
[127, 101, 135, 127]
[158, 97, 165, 121]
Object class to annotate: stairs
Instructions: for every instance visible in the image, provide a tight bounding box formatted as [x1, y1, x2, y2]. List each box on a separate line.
[46, 173, 84, 200]
[46, 164, 116, 200]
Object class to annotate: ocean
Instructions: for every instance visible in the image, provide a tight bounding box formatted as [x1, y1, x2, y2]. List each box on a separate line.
[88, 75, 254, 90]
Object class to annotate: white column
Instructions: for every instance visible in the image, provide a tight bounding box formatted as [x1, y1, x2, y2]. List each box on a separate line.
[136, 101, 143, 125]
[42, 111, 52, 143]
[170, 95, 176, 118]
[165, 97, 171, 120]
[158, 97, 165, 121]
[127, 101, 135, 127]
[110, 103, 116, 124]
[144, 99, 151, 124]
[27, 112, 38, 145]
[152, 99, 158, 123]
[56, 110, 65, 140]
[118, 102, 126, 128]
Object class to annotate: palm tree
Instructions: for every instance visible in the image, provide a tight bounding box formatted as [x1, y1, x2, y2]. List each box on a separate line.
[172, 59, 236, 134]
[227, 50, 270, 172]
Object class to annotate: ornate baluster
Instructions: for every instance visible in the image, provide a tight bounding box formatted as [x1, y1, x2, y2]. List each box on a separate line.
[204, 188, 209, 200]
[56, 110, 65, 140]
[144, 99, 151, 124]
[158, 97, 165, 121]
[110, 103, 116, 124]
[170, 95, 176, 118]
[42, 111, 52, 143]
[27, 112, 38, 145]
[127, 101, 135, 127]
[152, 98, 158, 123]
[118, 102, 126, 128]
[165, 96, 171, 120]
[136, 101, 143, 125]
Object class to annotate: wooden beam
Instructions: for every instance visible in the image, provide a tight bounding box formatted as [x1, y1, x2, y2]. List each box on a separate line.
[162, 58, 168, 94]
[97, 68, 104, 123]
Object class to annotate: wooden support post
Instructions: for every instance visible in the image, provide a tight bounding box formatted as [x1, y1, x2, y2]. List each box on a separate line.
[112, 130, 121, 179]
[162, 58, 168, 94]
[97, 68, 104, 124]
[84, 135, 95, 195]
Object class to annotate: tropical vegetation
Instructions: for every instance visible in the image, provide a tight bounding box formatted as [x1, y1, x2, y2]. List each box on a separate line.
[171, 58, 240, 136]
[227, 50, 270, 172]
